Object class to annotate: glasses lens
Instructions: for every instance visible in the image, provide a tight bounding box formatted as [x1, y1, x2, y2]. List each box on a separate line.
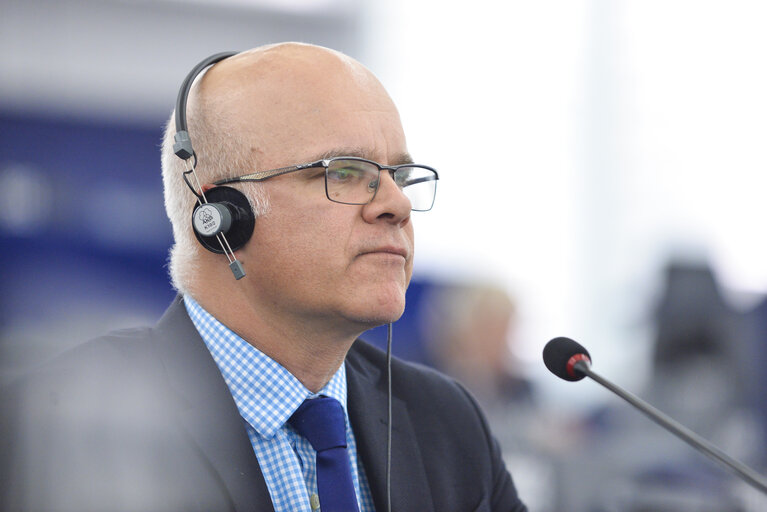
[395, 166, 438, 211]
[325, 159, 379, 205]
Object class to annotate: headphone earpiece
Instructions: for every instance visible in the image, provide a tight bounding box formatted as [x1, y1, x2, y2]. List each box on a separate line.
[192, 186, 255, 254]
[175, 51, 246, 278]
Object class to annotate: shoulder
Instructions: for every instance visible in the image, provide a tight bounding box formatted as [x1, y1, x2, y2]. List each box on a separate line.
[6, 295, 190, 394]
[0, 325, 164, 442]
[1, 326, 166, 430]
[348, 338, 480, 414]
[9, 326, 158, 389]
[0, 320, 179, 456]
[347, 339, 497, 459]
[347, 339, 528, 511]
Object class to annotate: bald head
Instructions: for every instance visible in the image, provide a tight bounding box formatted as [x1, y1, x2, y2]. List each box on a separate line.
[191, 43, 402, 166]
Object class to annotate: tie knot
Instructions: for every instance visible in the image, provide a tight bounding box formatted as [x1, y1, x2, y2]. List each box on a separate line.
[288, 397, 347, 452]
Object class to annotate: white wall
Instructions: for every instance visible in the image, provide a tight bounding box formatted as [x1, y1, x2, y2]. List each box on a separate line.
[367, 0, 767, 406]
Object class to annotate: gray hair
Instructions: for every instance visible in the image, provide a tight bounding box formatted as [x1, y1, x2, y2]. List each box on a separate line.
[160, 83, 269, 293]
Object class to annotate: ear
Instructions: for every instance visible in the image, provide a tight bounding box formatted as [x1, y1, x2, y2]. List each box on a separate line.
[192, 186, 256, 254]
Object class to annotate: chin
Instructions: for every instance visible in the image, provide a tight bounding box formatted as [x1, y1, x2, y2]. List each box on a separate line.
[345, 287, 407, 328]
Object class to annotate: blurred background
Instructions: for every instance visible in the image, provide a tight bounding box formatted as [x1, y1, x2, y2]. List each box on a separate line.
[2, 0, 767, 509]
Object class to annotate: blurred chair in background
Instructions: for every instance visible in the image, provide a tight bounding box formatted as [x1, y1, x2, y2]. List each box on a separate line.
[578, 260, 766, 511]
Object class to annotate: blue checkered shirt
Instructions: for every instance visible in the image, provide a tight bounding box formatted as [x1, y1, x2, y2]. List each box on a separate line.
[184, 296, 375, 512]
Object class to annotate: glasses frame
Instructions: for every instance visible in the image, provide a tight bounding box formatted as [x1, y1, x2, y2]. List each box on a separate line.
[213, 156, 439, 212]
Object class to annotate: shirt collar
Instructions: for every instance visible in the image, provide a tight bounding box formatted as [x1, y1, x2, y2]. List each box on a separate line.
[183, 295, 348, 439]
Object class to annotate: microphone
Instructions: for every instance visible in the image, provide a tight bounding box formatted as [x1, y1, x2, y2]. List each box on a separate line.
[543, 336, 767, 495]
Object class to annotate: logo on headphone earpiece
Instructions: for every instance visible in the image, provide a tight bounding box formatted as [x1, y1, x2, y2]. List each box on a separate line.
[200, 208, 214, 225]
[193, 204, 225, 236]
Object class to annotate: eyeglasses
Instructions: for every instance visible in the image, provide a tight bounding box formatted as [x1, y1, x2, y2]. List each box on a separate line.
[213, 156, 439, 212]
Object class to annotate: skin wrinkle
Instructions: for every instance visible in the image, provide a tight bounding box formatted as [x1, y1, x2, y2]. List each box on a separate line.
[179, 43, 414, 392]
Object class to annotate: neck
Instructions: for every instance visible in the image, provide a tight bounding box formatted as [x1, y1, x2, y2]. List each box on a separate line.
[189, 283, 363, 393]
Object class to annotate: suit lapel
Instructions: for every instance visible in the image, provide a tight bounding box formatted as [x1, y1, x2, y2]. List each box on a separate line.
[152, 296, 273, 512]
[346, 342, 435, 512]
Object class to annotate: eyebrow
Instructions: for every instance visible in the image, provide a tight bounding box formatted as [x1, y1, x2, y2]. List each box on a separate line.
[313, 147, 415, 166]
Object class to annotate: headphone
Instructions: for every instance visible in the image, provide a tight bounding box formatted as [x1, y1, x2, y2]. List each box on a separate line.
[172, 51, 254, 280]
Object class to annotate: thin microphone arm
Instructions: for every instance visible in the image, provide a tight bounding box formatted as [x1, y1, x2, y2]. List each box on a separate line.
[574, 360, 767, 494]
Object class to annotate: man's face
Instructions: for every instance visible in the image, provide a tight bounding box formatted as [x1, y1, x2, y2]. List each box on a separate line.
[218, 47, 415, 333]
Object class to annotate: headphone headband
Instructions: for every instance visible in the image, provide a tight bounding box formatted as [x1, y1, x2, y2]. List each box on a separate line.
[173, 51, 238, 160]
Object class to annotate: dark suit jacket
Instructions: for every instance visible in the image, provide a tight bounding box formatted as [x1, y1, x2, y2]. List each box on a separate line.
[0, 296, 526, 511]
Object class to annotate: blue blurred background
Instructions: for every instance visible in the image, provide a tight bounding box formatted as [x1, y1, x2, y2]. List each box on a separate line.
[2, 0, 767, 510]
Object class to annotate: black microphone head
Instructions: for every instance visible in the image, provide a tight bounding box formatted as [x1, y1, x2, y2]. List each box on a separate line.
[543, 337, 591, 381]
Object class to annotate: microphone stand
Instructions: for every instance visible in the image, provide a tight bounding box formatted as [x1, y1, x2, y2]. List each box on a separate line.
[574, 360, 767, 495]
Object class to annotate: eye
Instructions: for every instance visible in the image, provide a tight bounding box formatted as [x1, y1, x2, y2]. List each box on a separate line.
[327, 165, 367, 183]
[393, 167, 416, 188]
[394, 171, 410, 187]
[308, 168, 326, 180]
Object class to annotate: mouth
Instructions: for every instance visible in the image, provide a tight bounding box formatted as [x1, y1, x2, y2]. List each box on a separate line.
[357, 246, 409, 260]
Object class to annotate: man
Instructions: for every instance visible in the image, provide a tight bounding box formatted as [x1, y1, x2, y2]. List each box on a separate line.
[0, 43, 527, 511]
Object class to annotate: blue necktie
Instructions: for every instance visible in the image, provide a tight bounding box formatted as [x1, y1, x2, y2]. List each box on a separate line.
[289, 397, 360, 512]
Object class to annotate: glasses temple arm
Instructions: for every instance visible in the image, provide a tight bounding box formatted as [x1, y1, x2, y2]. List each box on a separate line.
[403, 174, 439, 186]
[212, 161, 325, 186]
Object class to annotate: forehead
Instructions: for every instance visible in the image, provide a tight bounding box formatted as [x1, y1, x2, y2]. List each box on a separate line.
[312, 148, 414, 166]
[199, 46, 407, 166]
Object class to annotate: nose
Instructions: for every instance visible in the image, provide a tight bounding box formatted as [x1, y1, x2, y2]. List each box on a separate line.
[361, 170, 412, 225]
